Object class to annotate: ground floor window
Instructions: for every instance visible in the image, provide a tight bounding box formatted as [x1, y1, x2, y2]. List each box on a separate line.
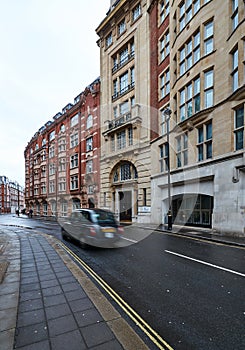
[172, 194, 213, 227]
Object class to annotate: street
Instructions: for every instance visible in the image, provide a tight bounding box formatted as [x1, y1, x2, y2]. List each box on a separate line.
[1, 214, 244, 350]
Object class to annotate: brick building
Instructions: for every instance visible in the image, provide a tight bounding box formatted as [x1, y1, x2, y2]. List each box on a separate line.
[0, 176, 24, 214]
[24, 78, 100, 217]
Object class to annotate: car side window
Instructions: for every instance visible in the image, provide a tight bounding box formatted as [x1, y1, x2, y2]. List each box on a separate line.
[81, 211, 92, 223]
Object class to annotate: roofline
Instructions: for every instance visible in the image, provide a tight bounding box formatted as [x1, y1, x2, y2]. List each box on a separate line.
[95, 0, 128, 35]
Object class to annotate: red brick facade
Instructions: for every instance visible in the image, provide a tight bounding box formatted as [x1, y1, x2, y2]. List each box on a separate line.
[24, 78, 100, 217]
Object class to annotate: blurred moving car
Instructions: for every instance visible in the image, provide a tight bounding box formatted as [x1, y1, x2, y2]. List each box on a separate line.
[59, 208, 124, 248]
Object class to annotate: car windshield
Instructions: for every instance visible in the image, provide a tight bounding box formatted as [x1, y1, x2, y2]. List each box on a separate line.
[93, 210, 116, 225]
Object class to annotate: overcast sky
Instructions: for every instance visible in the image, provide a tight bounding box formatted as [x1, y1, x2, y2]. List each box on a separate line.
[0, 0, 109, 187]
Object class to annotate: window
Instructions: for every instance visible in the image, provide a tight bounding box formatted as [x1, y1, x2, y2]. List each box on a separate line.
[194, 77, 200, 113]
[59, 159, 66, 172]
[58, 178, 66, 192]
[42, 138, 46, 146]
[58, 138, 66, 152]
[232, 48, 239, 91]
[49, 130, 55, 141]
[86, 137, 93, 151]
[179, 2, 185, 31]
[159, 143, 169, 172]
[70, 114, 78, 127]
[60, 124, 65, 132]
[128, 127, 133, 146]
[204, 21, 213, 55]
[120, 47, 128, 65]
[131, 67, 135, 87]
[160, 69, 170, 99]
[132, 3, 141, 21]
[179, 30, 201, 76]
[106, 32, 112, 47]
[118, 19, 126, 36]
[197, 122, 212, 161]
[234, 107, 244, 150]
[120, 101, 129, 115]
[86, 114, 93, 129]
[70, 153, 78, 168]
[61, 201, 68, 217]
[231, 0, 239, 30]
[160, 31, 170, 62]
[49, 163, 56, 175]
[193, 0, 200, 14]
[111, 135, 115, 152]
[176, 133, 188, 167]
[121, 163, 131, 181]
[70, 175, 78, 190]
[41, 185, 46, 195]
[70, 132, 78, 148]
[117, 130, 126, 149]
[49, 146, 55, 158]
[49, 180, 55, 193]
[113, 79, 119, 98]
[194, 31, 200, 63]
[204, 70, 214, 108]
[160, 0, 169, 23]
[120, 72, 129, 94]
[86, 160, 93, 174]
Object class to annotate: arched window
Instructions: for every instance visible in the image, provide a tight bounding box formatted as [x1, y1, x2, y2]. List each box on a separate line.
[60, 124, 65, 133]
[112, 162, 138, 183]
[86, 114, 93, 129]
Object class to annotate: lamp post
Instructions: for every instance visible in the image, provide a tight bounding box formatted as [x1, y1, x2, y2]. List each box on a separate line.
[164, 107, 172, 230]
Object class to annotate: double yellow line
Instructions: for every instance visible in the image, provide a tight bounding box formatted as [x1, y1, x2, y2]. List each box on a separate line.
[59, 242, 174, 350]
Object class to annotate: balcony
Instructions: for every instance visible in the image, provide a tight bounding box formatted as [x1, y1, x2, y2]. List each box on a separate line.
[112, 51, 135, 74]
[112, 82, 135, 101]
[103, 104, 142, 137]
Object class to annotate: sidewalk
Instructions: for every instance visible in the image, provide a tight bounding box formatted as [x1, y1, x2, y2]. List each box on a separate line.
[0, 228, 149, 350]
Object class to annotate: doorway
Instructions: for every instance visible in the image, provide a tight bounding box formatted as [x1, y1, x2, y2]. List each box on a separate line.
[119, 191, 132, 222]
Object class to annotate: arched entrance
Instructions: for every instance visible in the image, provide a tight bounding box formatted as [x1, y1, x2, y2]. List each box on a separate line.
[111, 161, 138, 223]
[172, 194, 213, 227]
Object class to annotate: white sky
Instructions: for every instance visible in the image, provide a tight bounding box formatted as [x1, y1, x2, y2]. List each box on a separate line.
[0, 0, 109, 187]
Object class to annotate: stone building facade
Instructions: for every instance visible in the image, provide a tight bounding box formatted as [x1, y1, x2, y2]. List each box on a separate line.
[149, 0, 245, 236]
[96, 0, 152, 223]
[24, 78, 100, 217]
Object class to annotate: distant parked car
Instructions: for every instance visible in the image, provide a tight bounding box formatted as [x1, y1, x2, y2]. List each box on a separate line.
[59, 208, 124, 248]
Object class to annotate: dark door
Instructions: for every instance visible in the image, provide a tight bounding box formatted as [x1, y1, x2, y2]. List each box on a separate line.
[119, 191, 132, 222]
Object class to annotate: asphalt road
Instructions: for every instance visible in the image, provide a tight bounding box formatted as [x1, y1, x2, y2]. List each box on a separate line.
[1, 214, 244, 350]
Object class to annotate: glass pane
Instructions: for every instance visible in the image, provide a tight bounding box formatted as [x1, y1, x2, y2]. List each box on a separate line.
[206, 142, 212, 159]
[205, 70, 213, 88]
[206, 122, 212, 139]
[205, 38, 213, 54]
[205, 21, 213, 38]
[235, 108, 244, 128]
[198, 128, 204, 143]
[198, 145, 203, 161]
[236, 130, 244, 150]
[194, 95, 200, 112]
[194, 77, 200, 93]
[233, 49, 238, 69]
[205, 89, 213, 108]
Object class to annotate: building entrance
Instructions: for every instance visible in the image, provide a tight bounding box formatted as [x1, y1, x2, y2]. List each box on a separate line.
[119, 191, 132, 222]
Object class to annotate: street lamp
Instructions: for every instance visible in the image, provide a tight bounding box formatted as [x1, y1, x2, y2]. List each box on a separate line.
[164, 107, 172, 230]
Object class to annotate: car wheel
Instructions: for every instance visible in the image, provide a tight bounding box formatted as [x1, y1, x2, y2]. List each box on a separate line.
[79, 237, 88, 249]
[61, 228, 68, 240]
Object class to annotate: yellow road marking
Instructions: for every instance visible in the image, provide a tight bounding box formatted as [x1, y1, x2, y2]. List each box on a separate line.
[59, 242, 174, 350]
